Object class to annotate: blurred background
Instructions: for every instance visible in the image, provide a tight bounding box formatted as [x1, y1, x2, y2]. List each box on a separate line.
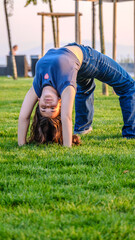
[0, 0, 134, 78]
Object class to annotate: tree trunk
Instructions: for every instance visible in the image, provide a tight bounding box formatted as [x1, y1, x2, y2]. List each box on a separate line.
[99, 0, 108, 95]
[75, 0, 80, 44]
[48, 0, 57, 48]
[4, 0, 17, 79]
[92, 2, 96, 49]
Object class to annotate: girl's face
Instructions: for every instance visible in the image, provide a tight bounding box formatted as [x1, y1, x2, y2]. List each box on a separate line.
[38, 86, 61, 118]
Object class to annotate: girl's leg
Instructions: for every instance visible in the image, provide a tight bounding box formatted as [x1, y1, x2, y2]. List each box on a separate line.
[74, 78, 95, 134]
[98, 53, 135, 138]
[82, 46, 135, 138]
[119, 91, 135, 138]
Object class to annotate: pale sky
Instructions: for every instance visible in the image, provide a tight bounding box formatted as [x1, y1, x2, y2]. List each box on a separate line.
[0, 0, 134, 62]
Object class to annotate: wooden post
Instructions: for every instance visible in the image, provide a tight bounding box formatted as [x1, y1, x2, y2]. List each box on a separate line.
[38, 12, 82, 54]
[92, 2, 96, 49]
[134, 0, 135, 79]
[79, 14, 81, 44]
[56, 16, 60, 48]
[41, 15, 45, 56]
[113, 0, 117, 61]
[99, 0, 105, 54]
[99, 0, 108, 96]
[75, 0, 80, 43]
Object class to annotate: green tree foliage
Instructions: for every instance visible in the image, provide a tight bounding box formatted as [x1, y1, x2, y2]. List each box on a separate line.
[25, 0, 48, 7]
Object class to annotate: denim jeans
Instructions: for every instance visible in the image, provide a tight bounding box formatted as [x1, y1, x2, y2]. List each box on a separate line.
[74, 79, 95, 133]
[67, 42, 135, 138]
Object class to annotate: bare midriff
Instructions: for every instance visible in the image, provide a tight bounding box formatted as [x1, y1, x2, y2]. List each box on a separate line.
[65, 46, 83, 67]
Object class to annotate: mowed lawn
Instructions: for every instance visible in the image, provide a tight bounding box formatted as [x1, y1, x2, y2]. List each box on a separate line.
[0, 77, 135, 240]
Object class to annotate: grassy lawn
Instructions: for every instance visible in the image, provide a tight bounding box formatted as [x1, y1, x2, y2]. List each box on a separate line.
[0, 76, 135, 240]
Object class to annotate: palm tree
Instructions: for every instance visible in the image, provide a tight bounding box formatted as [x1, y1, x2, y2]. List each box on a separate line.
[4, 0, 17, 79]
[25, 0, 57, 47]
[99, 0, 108, 95]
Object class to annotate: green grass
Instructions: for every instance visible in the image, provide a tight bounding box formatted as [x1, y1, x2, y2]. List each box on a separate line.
[0, 76, 135, 240]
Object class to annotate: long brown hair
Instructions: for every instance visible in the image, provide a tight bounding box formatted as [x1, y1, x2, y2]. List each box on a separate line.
[28, 104, 80, 145]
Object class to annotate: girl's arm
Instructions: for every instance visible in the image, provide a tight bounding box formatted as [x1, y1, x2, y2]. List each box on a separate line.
[61, 86, 75, 147]
[18, 86, 38, 146]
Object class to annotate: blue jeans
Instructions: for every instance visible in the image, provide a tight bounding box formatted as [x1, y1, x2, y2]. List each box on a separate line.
[74, 79, 95, 133]
[67, 43, 135, 138]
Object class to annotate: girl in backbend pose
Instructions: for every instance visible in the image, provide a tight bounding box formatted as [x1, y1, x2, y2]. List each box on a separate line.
[18, 42, 135, 147]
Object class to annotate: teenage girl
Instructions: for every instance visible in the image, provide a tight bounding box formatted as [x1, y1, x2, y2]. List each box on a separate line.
[18, 42, 135, 147]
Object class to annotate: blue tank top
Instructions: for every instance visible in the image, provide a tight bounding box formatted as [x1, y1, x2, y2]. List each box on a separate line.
[33, 47, 81, 97]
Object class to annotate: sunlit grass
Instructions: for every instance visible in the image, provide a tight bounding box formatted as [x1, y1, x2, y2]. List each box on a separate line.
[0, 77, 135, 240]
